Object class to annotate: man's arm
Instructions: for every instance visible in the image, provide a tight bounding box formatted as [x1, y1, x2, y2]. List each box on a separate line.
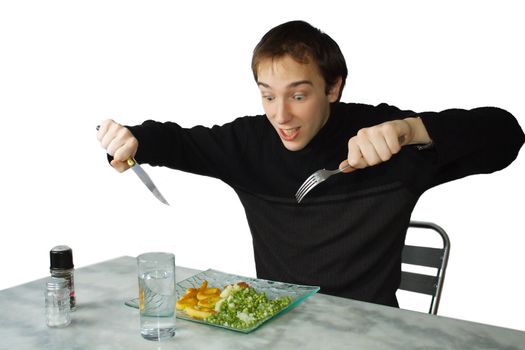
[97, 116, 259, 185]
[418, 107, 524, 185]
[339, 107, 524, 176]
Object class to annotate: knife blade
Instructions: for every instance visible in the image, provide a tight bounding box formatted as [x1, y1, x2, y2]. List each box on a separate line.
[126, 157, 170, 205]
[96, 125, 169, 205]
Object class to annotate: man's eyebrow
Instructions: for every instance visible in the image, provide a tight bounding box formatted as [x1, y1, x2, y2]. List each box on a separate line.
[257, 80, 313, 89]
[288, 80, 313, 88]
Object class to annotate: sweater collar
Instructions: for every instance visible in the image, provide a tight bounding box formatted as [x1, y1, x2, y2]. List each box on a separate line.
[294, 102, 340, 155]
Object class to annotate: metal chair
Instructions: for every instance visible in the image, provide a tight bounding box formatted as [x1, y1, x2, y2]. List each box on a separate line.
[399, 220, 451, 315]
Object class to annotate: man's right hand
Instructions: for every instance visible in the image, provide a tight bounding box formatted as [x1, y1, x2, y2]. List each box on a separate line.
[96, 119, 139, 172]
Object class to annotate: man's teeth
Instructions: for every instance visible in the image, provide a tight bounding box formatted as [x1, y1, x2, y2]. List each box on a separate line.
[283, 128, 298, 136]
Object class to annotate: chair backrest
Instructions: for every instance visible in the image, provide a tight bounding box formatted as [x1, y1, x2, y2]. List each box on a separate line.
[399, 220, 451, 315]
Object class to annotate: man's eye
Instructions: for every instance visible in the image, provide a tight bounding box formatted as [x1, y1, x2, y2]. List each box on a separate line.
[263, 95, 274, 102]
[293, 94, 305, 101]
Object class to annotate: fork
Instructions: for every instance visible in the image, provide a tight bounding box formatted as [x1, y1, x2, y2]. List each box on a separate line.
[295, 163, 353, 203]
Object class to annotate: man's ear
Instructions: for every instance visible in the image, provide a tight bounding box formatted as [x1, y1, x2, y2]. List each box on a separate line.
[327, 77, 343, 103]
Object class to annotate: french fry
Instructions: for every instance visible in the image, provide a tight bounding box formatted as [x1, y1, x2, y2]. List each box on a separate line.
[176, 295, 198, 310]
[197, 287, 221, 300]
[198, 280, 208, 291]
[177, 280, 220, 316]
[184, 305, 216, 319]
[197, 295, 220, 308]
[185, 287, 198, 295]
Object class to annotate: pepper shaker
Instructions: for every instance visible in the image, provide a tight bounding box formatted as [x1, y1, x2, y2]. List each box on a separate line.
[50, 245, 76, 310]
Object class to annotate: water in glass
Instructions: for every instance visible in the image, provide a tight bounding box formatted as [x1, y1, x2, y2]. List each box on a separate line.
[138, 252, 176, 341]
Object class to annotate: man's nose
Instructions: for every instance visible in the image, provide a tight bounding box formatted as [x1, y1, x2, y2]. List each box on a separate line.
[275, 99, 292, 124]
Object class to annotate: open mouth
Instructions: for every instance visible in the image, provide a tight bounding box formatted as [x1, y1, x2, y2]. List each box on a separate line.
[279, 127, 300, 141]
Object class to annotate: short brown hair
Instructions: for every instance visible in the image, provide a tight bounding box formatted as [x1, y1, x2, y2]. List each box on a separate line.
[252, 20, 348, 102]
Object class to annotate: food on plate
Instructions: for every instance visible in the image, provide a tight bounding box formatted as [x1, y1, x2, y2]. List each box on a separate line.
[184, 305, 216, 319]
[176, 280, 219, 318]
[197, 287, 221, 300]
[175, 293, 198, 310]
[176, 279, 292, 329]
[197, 294, 220, 308]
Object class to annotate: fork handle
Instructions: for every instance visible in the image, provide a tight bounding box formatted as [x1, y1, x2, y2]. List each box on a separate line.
[338, 163, 353, 173]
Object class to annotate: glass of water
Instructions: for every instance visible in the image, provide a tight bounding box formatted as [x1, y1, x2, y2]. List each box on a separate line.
[137, 252, 176, 341]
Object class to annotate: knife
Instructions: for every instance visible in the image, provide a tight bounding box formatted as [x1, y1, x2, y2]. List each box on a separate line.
[126, 157, 170, 205]
[96, 125, 170, 205]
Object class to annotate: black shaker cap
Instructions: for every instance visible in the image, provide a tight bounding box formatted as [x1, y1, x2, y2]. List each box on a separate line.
[50, 245, 74, 270]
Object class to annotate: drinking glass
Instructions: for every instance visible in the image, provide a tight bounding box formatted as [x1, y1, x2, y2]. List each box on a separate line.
[137, 252, 176, 341]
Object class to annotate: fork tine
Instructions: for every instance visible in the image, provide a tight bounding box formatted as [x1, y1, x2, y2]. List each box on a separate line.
[296, 180, 320, 203]
[295, 175, 317, 196]
[295, 176, 318, 200]
[296, 186, 311, 202]
[296, 165, 350, 203]
[296, 176, 324, 202]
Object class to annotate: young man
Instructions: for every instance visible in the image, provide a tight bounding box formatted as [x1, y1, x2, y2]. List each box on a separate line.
[97, 21, 524, 307]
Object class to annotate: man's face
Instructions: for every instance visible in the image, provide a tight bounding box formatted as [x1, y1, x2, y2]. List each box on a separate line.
[257, 55, 340, 151]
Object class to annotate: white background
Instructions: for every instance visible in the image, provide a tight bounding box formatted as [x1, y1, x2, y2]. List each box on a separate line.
[0, 0, 523, 331]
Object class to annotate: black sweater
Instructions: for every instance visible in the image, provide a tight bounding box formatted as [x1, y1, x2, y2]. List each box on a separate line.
[129, 102, 524, 306]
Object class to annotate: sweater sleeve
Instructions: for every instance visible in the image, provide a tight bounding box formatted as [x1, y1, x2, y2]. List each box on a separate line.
[418, 107, 524, 187]
[126, 117, 254, 182]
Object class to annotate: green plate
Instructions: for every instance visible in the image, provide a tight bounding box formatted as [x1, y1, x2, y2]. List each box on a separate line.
[125, 269, 320, 333]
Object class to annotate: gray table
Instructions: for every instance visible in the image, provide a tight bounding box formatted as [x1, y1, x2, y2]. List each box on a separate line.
[0, 256, 523, 350]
